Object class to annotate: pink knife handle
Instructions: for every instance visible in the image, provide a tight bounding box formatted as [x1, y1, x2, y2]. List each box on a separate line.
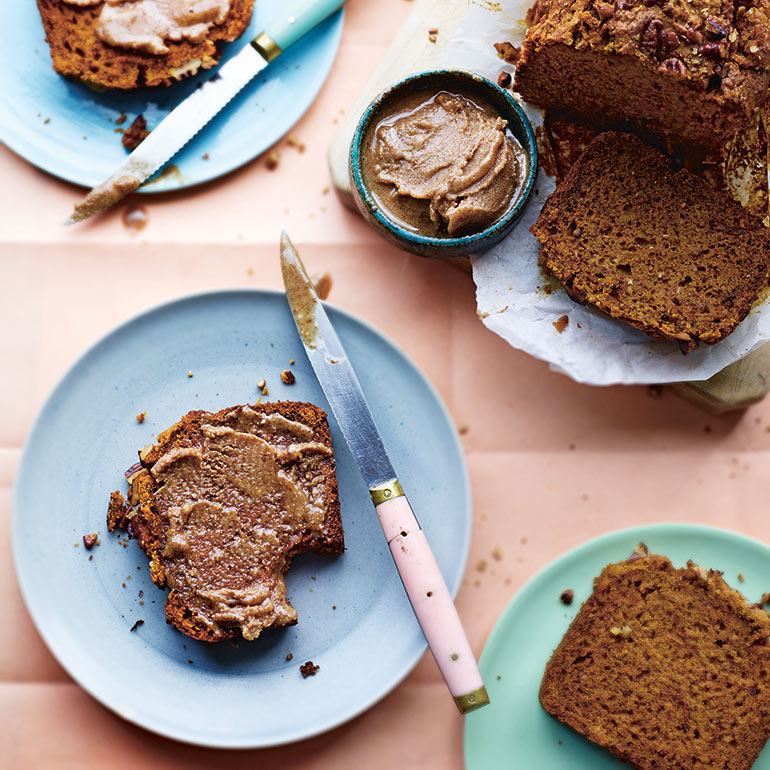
[375, 494, 488, 713]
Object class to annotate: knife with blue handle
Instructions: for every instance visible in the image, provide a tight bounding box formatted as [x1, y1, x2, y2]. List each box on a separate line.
[67, 0, 347, 224]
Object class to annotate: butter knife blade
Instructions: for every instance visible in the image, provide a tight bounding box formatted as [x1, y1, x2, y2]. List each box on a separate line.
[280, 232, 490, 714]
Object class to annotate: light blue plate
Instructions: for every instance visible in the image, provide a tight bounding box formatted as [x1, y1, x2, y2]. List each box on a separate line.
[12, 289, 471, 748]
[0, 5, 343, 191]
[465, 524, 770, 769]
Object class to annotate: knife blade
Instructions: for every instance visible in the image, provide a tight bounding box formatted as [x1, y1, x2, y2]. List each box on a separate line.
[280, 232, 490, 715]
[66, 0, 347, 224]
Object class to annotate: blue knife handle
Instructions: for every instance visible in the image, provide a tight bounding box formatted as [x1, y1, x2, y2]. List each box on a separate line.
[264, 0, 347, 54]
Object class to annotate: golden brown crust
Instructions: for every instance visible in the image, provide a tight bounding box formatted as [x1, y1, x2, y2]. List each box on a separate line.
[110, 401, 343, 643]
[540, 551, 770, 770]
[513, 0, 770, 155]
[36, 0, 253, 89]
[531, 131, 770, 350]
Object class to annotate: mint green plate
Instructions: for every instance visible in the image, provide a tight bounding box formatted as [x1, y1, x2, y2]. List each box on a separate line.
[465, 524, 770, 769]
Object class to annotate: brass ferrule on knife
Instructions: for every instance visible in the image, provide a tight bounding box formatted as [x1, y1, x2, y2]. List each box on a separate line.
[454, 685, 491, 714]
[369, 478, 405, 506]
[252, 32, 282, 63]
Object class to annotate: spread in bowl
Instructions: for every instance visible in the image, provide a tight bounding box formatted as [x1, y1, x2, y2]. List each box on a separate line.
[364, 90, 528, 238]
[350, 70, 537, 258]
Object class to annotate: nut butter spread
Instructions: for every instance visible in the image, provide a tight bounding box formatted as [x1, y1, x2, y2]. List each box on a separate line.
[60, 0, 231, 55]
[363, 90, 528, 237]
[149, 407, 332, 641]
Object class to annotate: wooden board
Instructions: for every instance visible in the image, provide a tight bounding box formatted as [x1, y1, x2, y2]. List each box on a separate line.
[328, 0, 770, 412]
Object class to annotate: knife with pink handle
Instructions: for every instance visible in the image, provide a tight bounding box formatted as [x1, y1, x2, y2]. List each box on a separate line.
[280, 232, 489, 714]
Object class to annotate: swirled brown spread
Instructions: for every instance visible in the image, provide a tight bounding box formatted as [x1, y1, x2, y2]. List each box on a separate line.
[362, 90, 528, 237]
[60, 0, 231, 54]
[108, 403, 344, 642]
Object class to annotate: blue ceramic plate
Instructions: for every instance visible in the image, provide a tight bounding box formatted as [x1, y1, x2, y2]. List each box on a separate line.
[465, 524, 770, 768]
[12, 289, 471, 748]
[0, 5, 343, 191]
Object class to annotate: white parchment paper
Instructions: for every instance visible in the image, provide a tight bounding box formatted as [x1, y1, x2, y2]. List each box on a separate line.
[443, 1, 770, 385]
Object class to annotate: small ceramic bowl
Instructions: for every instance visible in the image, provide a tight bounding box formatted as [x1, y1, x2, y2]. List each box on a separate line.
[349, 69, 538, 259]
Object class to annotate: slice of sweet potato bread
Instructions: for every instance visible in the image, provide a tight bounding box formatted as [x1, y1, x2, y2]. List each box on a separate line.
[531, 131, 770, 351]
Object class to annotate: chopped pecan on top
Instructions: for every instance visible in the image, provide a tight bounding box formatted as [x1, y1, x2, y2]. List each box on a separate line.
[659, 57, 688, 75]
[705, 15, 730, 39]
[640, 19, 679, 61]
[698, 41, 725, 58]
[673, 22, 703, 45]
[595, 2, 614, 19]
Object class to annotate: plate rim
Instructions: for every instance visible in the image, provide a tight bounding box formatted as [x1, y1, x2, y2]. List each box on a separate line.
[11, 287, 472, 748]
[0, 9, 343, 192]
[464, 522, 770, 767]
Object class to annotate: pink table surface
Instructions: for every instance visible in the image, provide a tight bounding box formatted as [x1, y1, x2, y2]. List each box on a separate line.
[4, 2, 770, 767]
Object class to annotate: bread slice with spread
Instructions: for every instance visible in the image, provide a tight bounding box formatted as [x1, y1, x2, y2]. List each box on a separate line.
[107, 402, 344, 642]
[36, 0, 254, 89]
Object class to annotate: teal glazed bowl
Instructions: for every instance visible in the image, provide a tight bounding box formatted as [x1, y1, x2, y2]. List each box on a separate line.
[349, 69, 538, 259]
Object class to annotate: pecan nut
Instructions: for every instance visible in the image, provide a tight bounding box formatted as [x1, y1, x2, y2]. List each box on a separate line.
[641, 20, 679, 60]
[673, 22, 702, 45]
[595, 2, 614, 19]
[705, 15, 729, 39]
[698, 41, 724, 58]
[658, 57, 688, 75]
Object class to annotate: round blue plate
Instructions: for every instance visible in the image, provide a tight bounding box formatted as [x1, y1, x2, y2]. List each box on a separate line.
[0, 5, 343, 191]
[12, 289, 471, 748]
[465, 524, 770, 768]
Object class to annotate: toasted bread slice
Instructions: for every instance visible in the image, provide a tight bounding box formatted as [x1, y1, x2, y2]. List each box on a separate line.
[36, 0, 254, 89]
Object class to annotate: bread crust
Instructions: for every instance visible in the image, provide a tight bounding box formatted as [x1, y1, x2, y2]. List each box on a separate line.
[36, 0, 254, 89]
[513, 0, 770, 155]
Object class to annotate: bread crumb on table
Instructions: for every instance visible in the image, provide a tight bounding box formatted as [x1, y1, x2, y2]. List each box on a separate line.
[265, 150, 280, 170]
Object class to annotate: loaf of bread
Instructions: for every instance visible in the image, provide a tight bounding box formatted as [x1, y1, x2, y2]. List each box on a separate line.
[107, 402, 344, 642]
[540, 545, 770, 770]
[531, 132, 770, 351]
[513, 0, 770, 157]
[36, 0, 254, 89]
